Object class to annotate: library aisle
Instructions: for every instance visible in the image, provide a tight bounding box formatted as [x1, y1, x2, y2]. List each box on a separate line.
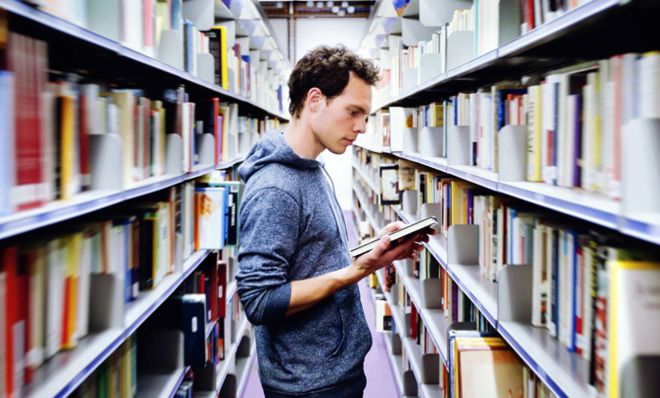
[241, 211, 399, 398]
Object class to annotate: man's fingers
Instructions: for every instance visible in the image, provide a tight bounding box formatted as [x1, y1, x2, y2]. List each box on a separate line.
[380, 221, 406, 236]
[370, 235, 392, 258]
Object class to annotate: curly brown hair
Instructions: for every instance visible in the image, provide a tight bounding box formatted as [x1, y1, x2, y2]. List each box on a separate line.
[288, 46, 379, 118]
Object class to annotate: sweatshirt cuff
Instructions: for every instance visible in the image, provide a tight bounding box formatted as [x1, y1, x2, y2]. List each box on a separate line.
[262, 282, 292, 323]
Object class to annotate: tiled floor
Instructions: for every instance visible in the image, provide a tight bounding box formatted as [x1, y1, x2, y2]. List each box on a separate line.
[240, 211, 399, 398]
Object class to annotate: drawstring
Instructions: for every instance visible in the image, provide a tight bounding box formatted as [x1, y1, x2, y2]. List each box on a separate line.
[320, 164, 350, 250]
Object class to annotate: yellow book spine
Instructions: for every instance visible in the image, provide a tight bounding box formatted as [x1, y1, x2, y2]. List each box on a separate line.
[60, 95, 74, 200]
[119, 343, 130, 398]
[63, 233, 81, 349]
[220, 26, 229, 90]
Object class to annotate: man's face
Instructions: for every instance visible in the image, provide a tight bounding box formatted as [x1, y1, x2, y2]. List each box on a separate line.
[310, 72, 372, 155]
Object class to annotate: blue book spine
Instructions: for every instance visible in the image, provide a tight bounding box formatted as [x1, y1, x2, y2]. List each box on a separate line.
[569, 231, 578, 352]
[573, 95, 583, 187]
[171, 0, 182, 31]
[0, 72, 15, 215]
[551, 229, 559, 337]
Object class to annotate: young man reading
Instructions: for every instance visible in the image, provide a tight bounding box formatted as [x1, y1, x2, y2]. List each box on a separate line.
[236, 46, 429, 397]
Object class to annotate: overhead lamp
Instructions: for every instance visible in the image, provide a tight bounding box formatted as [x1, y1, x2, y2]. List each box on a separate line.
[347, 6, 355, 13]
[326, 1, 334, 6]
[338, 9, 345, 16]
[316, 1, 323, 7]
[341, 1, 348, 7]
[276, 1, 283, 8]
[306, 1, 313, 6]
[332, 6, 339, 12]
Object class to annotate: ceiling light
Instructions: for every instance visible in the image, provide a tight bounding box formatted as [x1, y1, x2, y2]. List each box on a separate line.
[332, 6, 339, 12]
[341, 1, 348, 7]
[306, 1, 313, 6]
[276, 1, 283, 8]
[338, 9, 345, 16]
[316, 1, 324, 7]
[347, 6, 355, 13]
[326, 1, 334, 7]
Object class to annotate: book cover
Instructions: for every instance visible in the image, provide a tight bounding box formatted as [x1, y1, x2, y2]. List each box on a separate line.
[181, 294, 207, 367]
[194, 187, 226, 250]
[608, 260, 660, 398]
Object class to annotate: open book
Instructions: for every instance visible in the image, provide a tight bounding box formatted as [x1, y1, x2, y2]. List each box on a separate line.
[350, 216, 437, 258]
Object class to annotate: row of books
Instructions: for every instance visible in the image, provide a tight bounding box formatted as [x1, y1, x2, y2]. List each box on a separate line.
[71, 336, 138, 398]
[0, 28, 278, 216]
[29, 0, 287, 111]
[372, 0, 596, 103]
[0, 174, 242, 397]
[447, 329, 554, 398]
[71, 253, 233, 397]
[372, 279, 553, 398]
[357, 152, 660, 398]
[369, 51, 660, 202]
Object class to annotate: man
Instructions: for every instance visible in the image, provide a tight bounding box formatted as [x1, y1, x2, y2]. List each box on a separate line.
[236, 46, 429, 397]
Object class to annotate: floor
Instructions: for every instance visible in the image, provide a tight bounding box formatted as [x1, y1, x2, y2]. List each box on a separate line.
[241, 211, 400, 398]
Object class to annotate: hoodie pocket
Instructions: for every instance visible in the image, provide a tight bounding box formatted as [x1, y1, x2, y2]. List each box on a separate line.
[328, 305, 347, 359]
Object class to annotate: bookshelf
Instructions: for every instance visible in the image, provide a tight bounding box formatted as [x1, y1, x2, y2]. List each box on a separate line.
[353, 171, 595, 397]
[354, 0, 660, 377]
[23, 249, 210, 397]
[359, 145, 655, 244]
[0, 0, 290, 397]
[136, 365, 190, 398]
[368, 0, 659, 112]
[0, 0, 288, 120]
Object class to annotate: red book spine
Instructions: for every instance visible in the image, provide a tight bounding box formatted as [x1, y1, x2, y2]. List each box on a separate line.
[9, 33, 43, 210]
[3, 246, 18, 397]
[217, 261, 227, 319]
[212, 98, 219, 165]
[17, 251, 30, 384]
[410, 304, 418, 340]
[61, 275, 71, 348]
[209, 258, 219, 321]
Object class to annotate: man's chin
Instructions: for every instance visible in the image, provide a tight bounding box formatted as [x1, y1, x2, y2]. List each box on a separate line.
[327, 144, 348, 155]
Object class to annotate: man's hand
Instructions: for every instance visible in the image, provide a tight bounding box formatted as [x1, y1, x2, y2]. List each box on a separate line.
[285, 221, 434, 317]
[351, 221, 431, 278]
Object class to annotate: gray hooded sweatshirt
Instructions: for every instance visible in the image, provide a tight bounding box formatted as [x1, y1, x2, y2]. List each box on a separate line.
[236, 131, 372, 396]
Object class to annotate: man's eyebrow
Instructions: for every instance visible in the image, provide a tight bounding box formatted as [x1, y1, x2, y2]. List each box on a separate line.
[350, 105, 368, 114]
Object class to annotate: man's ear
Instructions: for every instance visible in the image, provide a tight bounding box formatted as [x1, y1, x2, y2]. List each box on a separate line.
[305, 87, 324, 113]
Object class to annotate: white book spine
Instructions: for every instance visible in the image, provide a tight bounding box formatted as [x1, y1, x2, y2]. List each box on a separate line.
[639, 52, 660, 119]
[27, 248, 46, 370]
[546, 228, 557, 337]
[77, 235, 92, 339]
[531, 224, 545, 327]
[46, 240, 65, 359]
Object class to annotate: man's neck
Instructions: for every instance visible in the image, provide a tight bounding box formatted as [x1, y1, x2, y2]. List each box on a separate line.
[283, 118, 325, 159]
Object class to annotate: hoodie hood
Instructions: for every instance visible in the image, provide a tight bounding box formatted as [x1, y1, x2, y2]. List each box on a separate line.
[238, 131, 320, 183]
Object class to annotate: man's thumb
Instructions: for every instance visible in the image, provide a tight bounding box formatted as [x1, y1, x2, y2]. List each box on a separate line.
[370, 235, 391, 258]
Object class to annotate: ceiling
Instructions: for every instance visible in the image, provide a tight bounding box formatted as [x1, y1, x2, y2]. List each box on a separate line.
[260, 1, 375, 18]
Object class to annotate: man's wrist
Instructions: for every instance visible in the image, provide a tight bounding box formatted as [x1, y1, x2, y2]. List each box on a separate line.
[341, 262, 368, 287]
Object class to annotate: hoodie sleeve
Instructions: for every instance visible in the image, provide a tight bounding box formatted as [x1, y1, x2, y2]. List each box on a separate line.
[236, 186, 298, 325]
